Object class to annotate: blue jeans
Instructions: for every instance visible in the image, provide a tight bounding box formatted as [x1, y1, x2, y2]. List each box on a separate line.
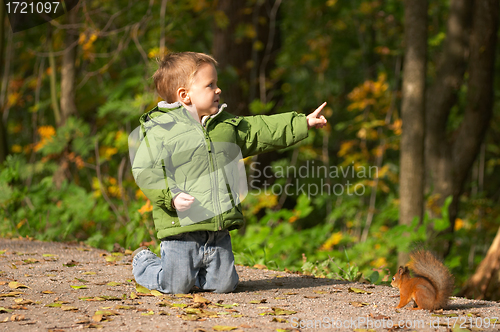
[132, 230, 239, 294]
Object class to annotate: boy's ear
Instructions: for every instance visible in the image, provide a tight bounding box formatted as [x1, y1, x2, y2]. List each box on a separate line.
[177, 87, 191, 104]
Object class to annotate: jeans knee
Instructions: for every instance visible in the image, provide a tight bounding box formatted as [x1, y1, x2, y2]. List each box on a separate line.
[213, 276, 238, 293]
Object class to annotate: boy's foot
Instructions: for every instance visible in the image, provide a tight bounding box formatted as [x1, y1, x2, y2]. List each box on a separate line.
[128, 246, 150, 263]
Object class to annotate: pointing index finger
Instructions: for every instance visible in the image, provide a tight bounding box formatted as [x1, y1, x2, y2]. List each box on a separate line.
[312, 102, 327, 117]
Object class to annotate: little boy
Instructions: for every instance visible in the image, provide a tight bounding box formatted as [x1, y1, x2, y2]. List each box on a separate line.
[130, 52, 327, 294]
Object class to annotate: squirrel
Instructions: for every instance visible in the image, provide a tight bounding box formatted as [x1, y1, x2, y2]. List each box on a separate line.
[391, 250, 454, 310]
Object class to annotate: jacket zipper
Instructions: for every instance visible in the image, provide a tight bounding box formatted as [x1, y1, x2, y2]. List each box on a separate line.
[197, 124, 223, 231]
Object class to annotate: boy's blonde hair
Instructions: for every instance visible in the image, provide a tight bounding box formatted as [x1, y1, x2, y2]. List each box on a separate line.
[153, 52, 218, 103]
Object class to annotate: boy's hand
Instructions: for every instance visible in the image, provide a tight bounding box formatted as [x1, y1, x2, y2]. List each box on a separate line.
[172, 193, 195, 211]
[307, 102, 328, 129]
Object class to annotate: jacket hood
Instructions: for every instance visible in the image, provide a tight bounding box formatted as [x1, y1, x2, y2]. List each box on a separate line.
[139, 101, 228, 128]
[139, 101, 183, 127]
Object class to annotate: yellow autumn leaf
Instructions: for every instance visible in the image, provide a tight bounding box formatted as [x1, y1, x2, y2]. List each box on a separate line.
[212, 326, 238, 331]
[320, 232, 343, 251]
[8, 282, 30, 289]
[138, 200, 153, 215]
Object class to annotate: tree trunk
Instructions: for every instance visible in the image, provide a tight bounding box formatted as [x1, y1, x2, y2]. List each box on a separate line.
[54, 5, 80, 188]
[60, 5, 78, 125]
[425, 0, 472, 213]
[398, 0, 427, 266]
[0, 1, 8, 163]
[47, 25, 61, 126]
[212, 0, 254, 116]
[459, 0, 500, 301]
[425, 0, 498, 257]
[460, 225, 500, 300]
[159, 0, 168, 56]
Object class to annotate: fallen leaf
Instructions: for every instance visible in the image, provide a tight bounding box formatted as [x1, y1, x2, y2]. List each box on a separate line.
[0, 250, 6, 255]
[105, 256, 121, 263]
[272, 317, 288, 323]
[45, 301, 70, 307]
[83, 271, 96, 275]
[9, 305, 27, 310]
[42, 290, 55, 294]
[260, 307, 297, 316]
[14, 298, 34, 305]
[61, 305, 79, 311]
[193, 294, 211, 304]
[8, 282, 30, 289]
[10, 314, 25, 321]
[106, 281, 121, 287]
[212, 326, 238, 331]
[141, 310, 154, 316]
[271, 307, 297, 315]
[253, 264, 267, 269]
[22, 258, 39, 264]
[0, 291, 23, 298]
[136, 285, 151, 295]
[0, 307, 13, 313]
[348, 287, 372, 294]
[249, 299, 267, 304]
[146, 290, 164, 298]
[79, 296, 121, 301]
[350, 301, 370, 307]
[71, 285, 88, 290]
[95, 310, 120, 316]
[113, 305, 134, 310]
[75, 278, 89, 283]
[180, 313, 200, 321]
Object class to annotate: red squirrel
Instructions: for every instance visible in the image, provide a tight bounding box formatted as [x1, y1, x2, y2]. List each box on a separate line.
[391, 250, 454, 310]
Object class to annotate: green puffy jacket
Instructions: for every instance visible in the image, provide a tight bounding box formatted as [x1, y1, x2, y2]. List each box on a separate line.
[129, 102, 308, 239]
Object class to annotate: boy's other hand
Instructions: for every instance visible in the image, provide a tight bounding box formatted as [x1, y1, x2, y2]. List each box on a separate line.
[173, 193, 195, 211]
[307, 102, 328, 129]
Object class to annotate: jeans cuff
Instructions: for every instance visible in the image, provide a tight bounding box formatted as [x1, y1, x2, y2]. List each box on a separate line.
[132, 249, 156, 268]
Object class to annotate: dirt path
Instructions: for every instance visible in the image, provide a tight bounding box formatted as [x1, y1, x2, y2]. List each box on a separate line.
[0, 238, 499, 332]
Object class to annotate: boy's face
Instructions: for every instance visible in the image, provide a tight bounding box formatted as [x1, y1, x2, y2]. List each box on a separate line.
[187, 63, 221, 119]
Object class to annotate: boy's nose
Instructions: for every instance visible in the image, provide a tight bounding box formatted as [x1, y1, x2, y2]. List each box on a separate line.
[216, 87, 221, 95]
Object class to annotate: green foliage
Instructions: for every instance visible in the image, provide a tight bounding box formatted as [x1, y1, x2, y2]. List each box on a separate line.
[1, 0, 499, 300]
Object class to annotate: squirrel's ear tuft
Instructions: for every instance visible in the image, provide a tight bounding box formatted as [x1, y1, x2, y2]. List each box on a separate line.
[398, 266, 405, 274]
[404, 266, 410, 273]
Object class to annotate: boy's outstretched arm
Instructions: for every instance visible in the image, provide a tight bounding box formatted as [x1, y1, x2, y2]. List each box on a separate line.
[307, 102, 328, 129]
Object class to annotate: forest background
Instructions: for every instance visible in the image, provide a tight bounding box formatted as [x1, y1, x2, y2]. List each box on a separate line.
[0, 0, 499, 301]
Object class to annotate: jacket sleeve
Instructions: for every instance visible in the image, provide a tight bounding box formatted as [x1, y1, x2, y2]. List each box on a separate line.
[236, 112, 309, 158]
[130, 127, 178, 212]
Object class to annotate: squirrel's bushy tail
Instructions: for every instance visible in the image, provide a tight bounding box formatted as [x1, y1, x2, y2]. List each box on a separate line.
[408, 250, 454, 309]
